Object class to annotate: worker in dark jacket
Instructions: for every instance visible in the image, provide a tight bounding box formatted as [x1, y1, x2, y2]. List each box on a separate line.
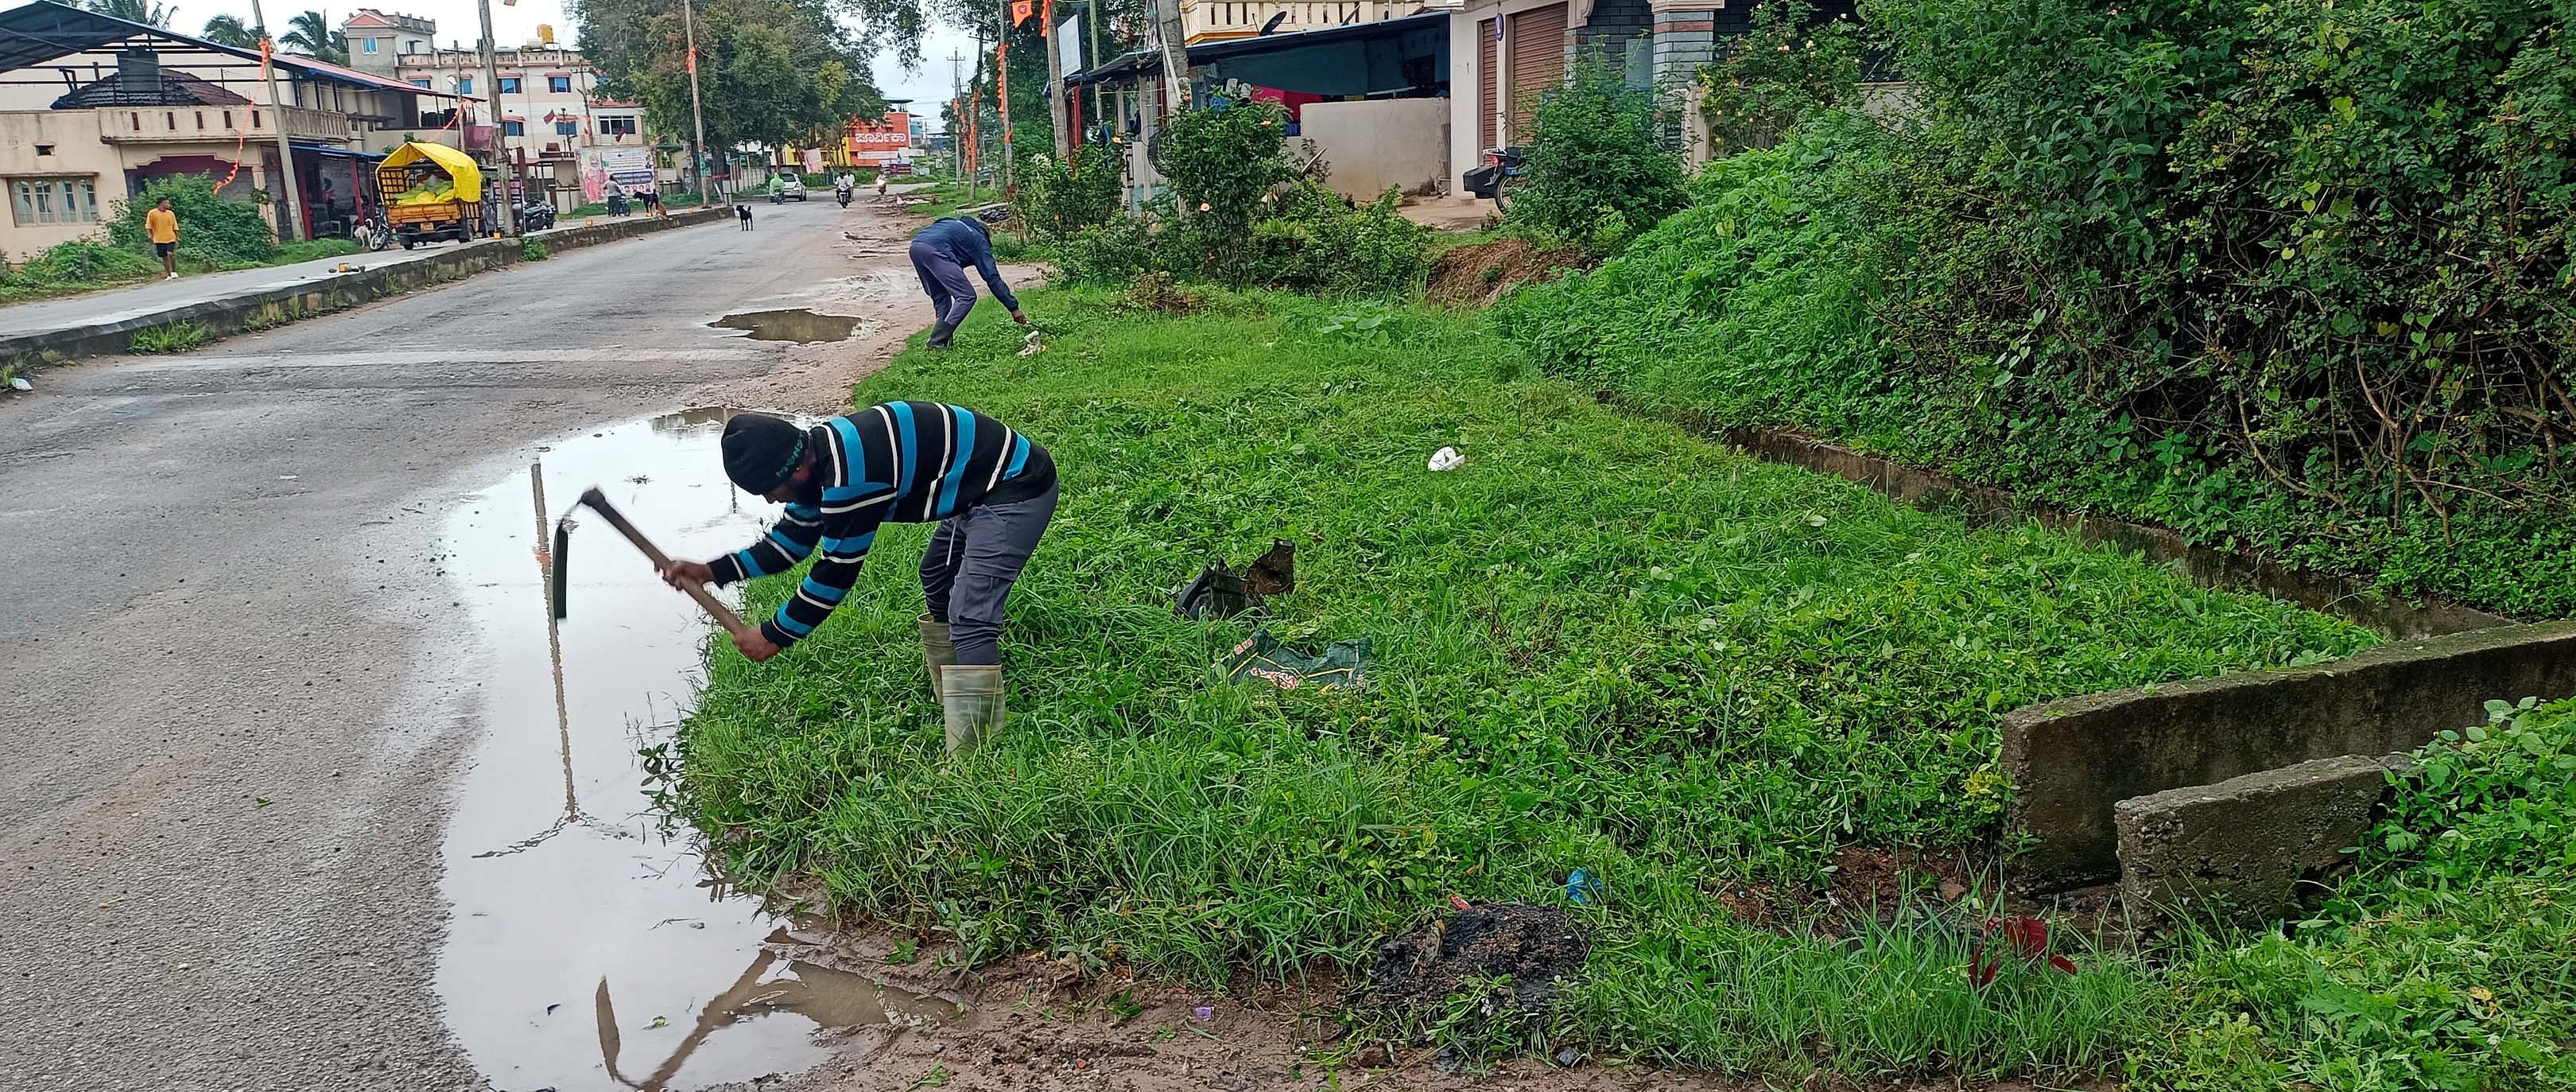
[910, 216, 1027, 348]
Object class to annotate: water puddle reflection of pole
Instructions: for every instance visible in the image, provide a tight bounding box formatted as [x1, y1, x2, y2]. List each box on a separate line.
[474, 459, 619, 859]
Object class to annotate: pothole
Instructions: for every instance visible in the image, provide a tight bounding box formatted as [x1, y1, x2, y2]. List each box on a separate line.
[431, 406, 956, 1091]
[710, 309, 861, 343]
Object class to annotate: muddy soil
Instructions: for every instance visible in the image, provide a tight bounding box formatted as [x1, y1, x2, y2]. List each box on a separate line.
[1364, 902, 1589, 1015]
[1424, 239, 1585, 308]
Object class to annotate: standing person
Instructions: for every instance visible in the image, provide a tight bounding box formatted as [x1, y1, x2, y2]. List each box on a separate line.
[145, 197, 180, 280]
[910, 216, 1027, 349]
[658, 407, 1058, 752]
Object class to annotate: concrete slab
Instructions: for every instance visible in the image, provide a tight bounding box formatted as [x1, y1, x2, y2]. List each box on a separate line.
[2115, 755, 2407, 926]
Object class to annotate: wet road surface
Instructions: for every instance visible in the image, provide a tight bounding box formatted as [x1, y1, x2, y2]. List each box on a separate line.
[0, 198, 927, 1090]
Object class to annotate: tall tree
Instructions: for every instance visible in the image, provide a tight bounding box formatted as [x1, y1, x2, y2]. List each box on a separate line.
[199, 13, 261, 46]
[277, 9, 347, 64]
[572, 0, 884, 161]
[87, 0, 177, 28]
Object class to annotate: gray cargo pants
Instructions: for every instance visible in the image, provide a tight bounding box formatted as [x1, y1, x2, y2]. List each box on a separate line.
[919, 482, 1058, 665]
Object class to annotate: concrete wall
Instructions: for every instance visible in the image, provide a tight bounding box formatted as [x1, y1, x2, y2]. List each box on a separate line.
[2004, 620, 2576, 890]
[1302, 99, 1449, 200]
[0, 111, 129, 258]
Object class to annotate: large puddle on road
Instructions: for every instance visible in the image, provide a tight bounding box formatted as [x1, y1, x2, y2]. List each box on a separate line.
[434, 407, 951, 1092]
[710, 309, 862, 343]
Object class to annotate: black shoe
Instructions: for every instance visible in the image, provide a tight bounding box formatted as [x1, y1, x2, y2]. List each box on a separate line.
[925, 321, 956, 350]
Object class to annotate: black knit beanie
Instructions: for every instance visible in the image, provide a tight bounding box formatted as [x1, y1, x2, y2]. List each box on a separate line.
[720, 413, 808, 493]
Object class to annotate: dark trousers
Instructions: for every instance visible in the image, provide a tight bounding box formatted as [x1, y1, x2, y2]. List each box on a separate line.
[920, 483, 1058, 665]
[910, 239, 980, 328]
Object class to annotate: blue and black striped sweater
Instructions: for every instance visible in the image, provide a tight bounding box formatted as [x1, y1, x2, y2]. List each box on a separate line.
[710, 402, 1055, 648]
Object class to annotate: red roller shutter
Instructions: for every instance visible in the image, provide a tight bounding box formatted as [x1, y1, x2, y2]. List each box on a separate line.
[1477, 17, 1499, 150]
[1504, 2, 1566, 142]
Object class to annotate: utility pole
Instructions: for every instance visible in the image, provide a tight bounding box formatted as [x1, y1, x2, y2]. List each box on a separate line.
[994, 0, 1014, 191]
[245, 0, 304, 242]
[680, 0, 712, 201]
[1045, 0, 1069, 159]
[474, 0, 516, 235]
[1086, 0, 1104, 126]
[1151, 0, 1188, 117]
[949, 48, 971, 200]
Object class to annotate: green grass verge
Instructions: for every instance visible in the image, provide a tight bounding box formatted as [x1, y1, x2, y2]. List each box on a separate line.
[0, 237, 362, 305]
[671, 286, 2373, 1078]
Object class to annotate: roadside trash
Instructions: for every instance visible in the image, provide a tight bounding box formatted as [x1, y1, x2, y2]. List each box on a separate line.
[1428, 445, 1465, 472]
[1554, 1047, 1583, 1067]
[1565, 869, 1603, 905]
[1175, 539, 1294, 620]
[1018, 329, 1044, 356]
[1192, 1005, 1215, 1022]
[1224, 628, 1368, 690]
[1448, 893, 1473, 912]
[646, 1015, 669, 1029]
[8, 376, 29, 391]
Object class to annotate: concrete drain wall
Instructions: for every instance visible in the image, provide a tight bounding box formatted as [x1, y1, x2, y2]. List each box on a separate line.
[1653, 417, 2573, 924]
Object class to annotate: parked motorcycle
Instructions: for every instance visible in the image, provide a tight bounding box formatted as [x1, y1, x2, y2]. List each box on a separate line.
[516, 201, 557, 233]
[1463, 146, 1527, 212]
[361, 208, 395, 251]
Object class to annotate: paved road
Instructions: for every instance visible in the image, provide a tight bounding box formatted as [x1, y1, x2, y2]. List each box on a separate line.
[0, 197, 899, 1091]
[0, 210, 719, 339]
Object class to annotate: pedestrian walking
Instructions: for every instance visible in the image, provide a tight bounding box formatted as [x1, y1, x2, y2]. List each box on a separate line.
[146, 197, 180, 280]
[659, 407, 1058, 752]
[909, 216, 1026, 349]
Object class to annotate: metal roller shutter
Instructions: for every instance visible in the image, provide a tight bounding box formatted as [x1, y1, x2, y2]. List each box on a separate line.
[1477, 17, 1499, 150]
[1504, 2, 1566, 142]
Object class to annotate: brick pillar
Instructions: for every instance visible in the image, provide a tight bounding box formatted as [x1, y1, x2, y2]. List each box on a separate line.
[1648, 1, 1721, 88]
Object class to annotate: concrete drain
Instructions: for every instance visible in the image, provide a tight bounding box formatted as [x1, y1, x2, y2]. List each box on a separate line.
[711, 309, 861, 343]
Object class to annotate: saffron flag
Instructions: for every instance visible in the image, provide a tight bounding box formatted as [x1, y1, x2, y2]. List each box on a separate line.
[1012, 0, 1034, 24]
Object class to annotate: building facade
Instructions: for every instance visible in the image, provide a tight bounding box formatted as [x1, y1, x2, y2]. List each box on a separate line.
[343, 10, 667, 208]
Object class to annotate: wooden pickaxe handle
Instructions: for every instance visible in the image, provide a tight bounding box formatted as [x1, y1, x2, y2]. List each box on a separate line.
[576, 487, 753, 637]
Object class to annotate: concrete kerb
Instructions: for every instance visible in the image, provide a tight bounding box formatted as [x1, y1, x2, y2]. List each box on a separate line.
[2114, 754, 2412, 927]
[0, 207, 728, 375]
[2005, 620, 2576, 893]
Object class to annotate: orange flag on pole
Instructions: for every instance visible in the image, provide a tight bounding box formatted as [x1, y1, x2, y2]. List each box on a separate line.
[1011, 0, 1034, 25]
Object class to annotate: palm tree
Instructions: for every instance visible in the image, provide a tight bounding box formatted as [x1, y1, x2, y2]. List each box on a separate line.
[200, 13, 261, 47]
[86, 0, 177, 27]
[277, 10, 348, 64]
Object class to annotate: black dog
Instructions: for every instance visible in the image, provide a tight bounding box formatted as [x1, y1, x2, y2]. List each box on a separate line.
[735, 204, 755, 231]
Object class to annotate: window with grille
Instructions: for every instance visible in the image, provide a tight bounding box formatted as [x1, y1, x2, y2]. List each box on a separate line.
[549, 76, 572, 93]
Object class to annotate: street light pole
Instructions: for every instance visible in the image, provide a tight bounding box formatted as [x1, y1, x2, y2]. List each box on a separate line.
[244, 0, 305, 242]
[680, 0, 712, 202]
[993, 0, 1014, 191]
[474, 0, 516, 235]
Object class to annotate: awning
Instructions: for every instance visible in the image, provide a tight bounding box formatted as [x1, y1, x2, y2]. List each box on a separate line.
[293, 142, 386, 161]
[1066, 10, 1448, 87]
[0, 0, 464, 98]
[380, 139, 480, 197]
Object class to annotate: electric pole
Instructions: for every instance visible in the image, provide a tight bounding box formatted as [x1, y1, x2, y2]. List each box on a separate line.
[1152, 0, 1187, 115]
[475, 0, 516, 235]
[1045, 0, 1069, 159]
[245, 0, 305, 242]
[994, 0, 1014, 191]
[681, 0, 712, 200]
[949, 48, 970, 200]
[1086, 0, 1104, 126]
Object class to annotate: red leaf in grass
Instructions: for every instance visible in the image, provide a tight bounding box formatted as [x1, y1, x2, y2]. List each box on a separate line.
[1968, 954, 1999, 989]
[2048, 954, 2078, 975]
[1999, 916, 2050, 959]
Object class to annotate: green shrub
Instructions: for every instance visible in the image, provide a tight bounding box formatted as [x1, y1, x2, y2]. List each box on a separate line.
[1012, 144, 1123, 241]
[1247, 183, 1432, 296]
[1050, 216, 1162, 284]
[129, 321, 209, 354]
[1509, 62, 1688, 251]
[2136, 698, 2576, 1090]
[1697, 0, 1867, 155]
[521, 237, 549, 261]
[108, 174, 277, 266]
[1156, 101, 1299, 283]
[6, 239, 157, 286]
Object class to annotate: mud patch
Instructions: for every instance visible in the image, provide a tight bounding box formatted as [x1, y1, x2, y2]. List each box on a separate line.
[1114, 271, 1205, 316]
[1364, 902, 1589, 1013]
[1424, 239, 1585, 308]
[712, 309, 862, 343]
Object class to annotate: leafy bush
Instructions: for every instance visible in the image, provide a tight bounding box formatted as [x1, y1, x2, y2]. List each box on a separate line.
[2137, 698, 2576, 1090]
[107, 174, 277, 266]
[1509, 62, 1688, 251]
[1050, 216, 1162, 284]
[1012, 144, 1123, 241]
[1155, 101, 1299, 283]
[1697, 0, 1867, 154]
[129, 321, 209, 354]
[5, 239, 157, 287]
[521, 238, 549, 261]
[1247, 183, 1433, 296]
[1503, 0, 2576, 616]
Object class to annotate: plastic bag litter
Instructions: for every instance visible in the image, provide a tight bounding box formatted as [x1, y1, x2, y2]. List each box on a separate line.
[1224, 628, 1369, 691]
[1428, 445, 1465, 472]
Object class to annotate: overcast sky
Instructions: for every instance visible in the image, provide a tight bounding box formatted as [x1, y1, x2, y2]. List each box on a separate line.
[167, 0, 974, 128]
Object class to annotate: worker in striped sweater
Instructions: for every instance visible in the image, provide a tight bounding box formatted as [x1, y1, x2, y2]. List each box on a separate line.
[659, 406, 1057, 752]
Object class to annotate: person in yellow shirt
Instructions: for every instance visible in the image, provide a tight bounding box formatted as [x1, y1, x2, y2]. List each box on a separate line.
[145, 197, 180, 280]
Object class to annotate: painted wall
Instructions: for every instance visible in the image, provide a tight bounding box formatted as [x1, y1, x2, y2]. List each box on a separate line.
[1300, 98, 1448, 199]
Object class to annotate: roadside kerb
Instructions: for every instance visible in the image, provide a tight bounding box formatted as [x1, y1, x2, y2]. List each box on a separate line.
[1, 207, 728, 373]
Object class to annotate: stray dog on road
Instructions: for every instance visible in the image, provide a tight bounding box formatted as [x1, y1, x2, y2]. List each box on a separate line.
[735, 204, 755, 231]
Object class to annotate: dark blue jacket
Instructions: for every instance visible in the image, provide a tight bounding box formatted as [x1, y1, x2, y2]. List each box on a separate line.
[911, 217, 1020, 312]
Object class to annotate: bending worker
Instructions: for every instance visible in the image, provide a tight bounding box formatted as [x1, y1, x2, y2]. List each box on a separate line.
[910, 215, 1027, 349]
[661, 407, 1057, 752]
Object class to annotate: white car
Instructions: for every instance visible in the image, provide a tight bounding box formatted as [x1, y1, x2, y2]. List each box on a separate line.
[771, 177, 808, 203]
